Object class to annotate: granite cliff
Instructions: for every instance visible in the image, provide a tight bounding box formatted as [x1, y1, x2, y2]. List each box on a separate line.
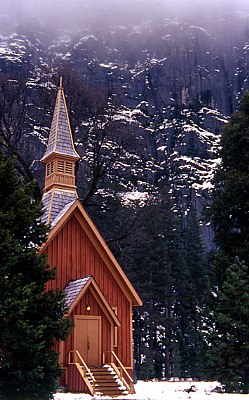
[1, 0, 249, 251]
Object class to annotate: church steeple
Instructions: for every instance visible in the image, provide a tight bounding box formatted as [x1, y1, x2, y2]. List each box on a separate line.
[41, 78, 80, 193]
[41, 78, 80, 226]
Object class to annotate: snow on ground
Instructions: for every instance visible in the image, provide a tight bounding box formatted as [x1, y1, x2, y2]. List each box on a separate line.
[54, 380, 249, 400]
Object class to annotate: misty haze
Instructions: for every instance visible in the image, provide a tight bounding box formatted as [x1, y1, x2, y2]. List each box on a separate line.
[1, 0, 249, 33]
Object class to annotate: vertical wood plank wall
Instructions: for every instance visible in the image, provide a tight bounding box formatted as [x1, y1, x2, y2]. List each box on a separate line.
[44, 214, 132, 368]
[67, 364, 87, 392]
[65, 290, 112, 363]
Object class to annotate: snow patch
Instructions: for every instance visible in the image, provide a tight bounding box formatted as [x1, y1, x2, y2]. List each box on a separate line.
[119, 190, 149, 206]
[53, 380, 249, 400]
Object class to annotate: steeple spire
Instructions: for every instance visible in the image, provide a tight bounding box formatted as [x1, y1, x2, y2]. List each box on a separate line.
[41, 78, 80, 226]
[41, 78, 80, 193]
[41, 78, 79, 165]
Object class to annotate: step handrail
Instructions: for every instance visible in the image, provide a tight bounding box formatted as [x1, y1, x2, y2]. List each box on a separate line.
[109, 350, 135, 394]
[68, 350, 96, 395]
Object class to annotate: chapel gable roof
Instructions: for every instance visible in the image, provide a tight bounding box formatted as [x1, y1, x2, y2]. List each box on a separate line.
[40, 199, 142, 307]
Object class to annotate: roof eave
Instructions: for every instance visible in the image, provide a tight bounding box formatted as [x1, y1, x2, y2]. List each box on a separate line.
[40, 151, 80, 163]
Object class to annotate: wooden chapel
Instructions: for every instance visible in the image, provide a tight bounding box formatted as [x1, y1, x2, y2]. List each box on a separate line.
[39, 79, 142, 396]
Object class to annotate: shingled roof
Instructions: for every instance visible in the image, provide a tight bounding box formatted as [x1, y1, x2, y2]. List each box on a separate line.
[63, 275, 121, 325]
[41, 78, 79, 162]
[42, 188, 78, 226]
[64, 276, 91, 310]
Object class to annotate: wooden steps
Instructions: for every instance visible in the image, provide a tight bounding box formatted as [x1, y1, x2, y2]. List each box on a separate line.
[86, 365, 129, 397]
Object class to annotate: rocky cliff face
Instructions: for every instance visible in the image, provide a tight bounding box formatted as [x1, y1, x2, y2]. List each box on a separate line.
[1, 1, 249, 251]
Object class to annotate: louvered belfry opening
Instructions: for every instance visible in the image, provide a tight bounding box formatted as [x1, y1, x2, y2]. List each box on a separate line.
[44, 156, 76, 193]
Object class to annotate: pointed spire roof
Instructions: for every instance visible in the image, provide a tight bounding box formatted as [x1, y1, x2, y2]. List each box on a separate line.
[41, 77, 79, 162]
[41, 78, 79, 226]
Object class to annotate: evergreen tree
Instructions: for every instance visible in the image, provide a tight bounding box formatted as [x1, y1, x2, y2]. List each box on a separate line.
[126, 201, 173, 380]
[207, 258, 249, 393]
[177, 206, 209, 379]
[210, 92, 249, 265]
[182, 206, 209, 302]
[206, 92, 249, 391]
[0, 152, 72, 400]
[118, 185, 208, 380]
[118, 188, 178, 380]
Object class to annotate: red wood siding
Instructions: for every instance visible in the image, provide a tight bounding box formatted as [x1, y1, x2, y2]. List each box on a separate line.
[44, 214, 132, 369]
[73, 290, 111, 359]
[67, 364, 87, 392]
[61, 289, 112, 365]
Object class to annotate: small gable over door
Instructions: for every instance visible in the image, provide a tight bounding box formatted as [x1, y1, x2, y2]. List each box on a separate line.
[64, 276, 120, 366]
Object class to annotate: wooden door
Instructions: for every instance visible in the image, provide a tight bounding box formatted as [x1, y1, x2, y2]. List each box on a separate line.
[74, 316, 101, 366]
